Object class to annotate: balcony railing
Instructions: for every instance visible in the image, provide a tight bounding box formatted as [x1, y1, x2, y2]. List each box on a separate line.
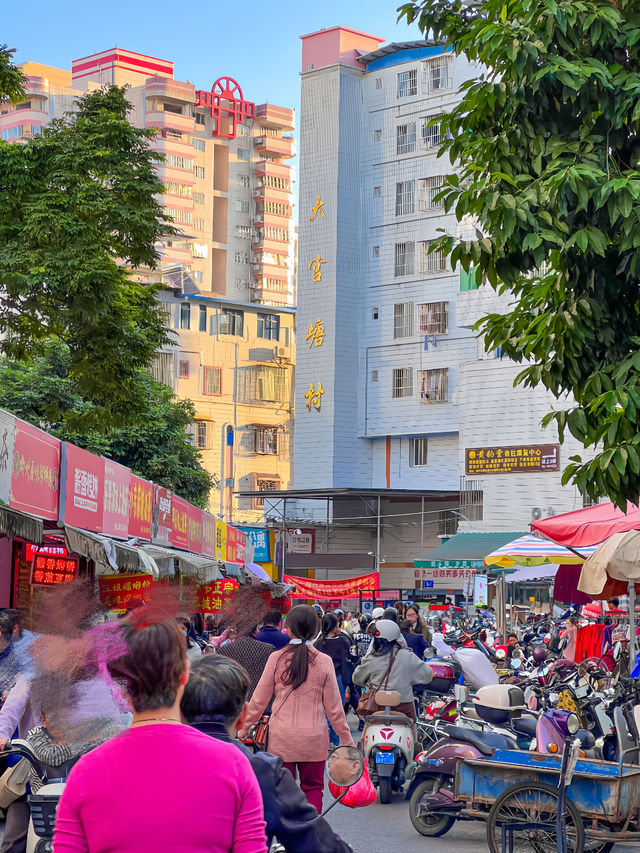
[254, 135, 296, 159]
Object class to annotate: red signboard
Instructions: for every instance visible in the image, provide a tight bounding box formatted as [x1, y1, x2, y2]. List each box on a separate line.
[155, 487, 172, 546]
[227, 526, 247, 564]
[170, 494, 189, 550]
[31, 553, 77, 586]
[196, 579, 239, 613]
[187, 504, 203, 555]
[98, 572, 153, 611]
[282, 572, 380, 600]
[62, 444, 105, 532]
[10, 420, 60, 520]
[129, 475, 153, 540]
[202, 512, 216, 558]
[102, 459, 130, 538]
[26, 543, 67, 561]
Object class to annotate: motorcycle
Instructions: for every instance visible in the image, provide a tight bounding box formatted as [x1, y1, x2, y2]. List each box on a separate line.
[360, 689, 415, 804]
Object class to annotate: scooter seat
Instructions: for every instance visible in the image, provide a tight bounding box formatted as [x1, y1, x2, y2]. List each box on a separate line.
[440, 724, 517, 755]
[365, 710, 413, 725]
[510, 716, 538, 737]
[576, 729, 595, 750]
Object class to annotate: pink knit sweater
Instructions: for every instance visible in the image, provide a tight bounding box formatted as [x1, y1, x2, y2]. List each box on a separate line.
[240, 646, 354, 762]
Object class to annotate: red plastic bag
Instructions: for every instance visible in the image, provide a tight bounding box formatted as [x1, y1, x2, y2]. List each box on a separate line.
[328, 763, 376, 808]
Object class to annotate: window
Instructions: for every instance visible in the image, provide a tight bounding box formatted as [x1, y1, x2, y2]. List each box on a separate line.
[460, 478, 483, 520]
[165, 208, 193, 225]
[236, 199, 249, 213]
[375, 77, 383, 89]
[180, 303, 191, 329]
[193, 270, 203, 284]
[419, 176, 445, 211]
[257, 313, 280, 340]
[373, 186, 381, 198]
[236, 225, 251, 239]
[263, 175, 290, 190]
[237, 173, 249, 187]
[394, 242, 415, 277]
[374, 129, 382, 142]
[422, 57, 452, 93]
[419, 240, 447, 273]
[393, 368, 413, 398]
[237, 148, 249, 161]
[254, 427, 279, 454]
[396, 123, 417, 155]
[372, 307, 379, 320]
[194, 165, 205, 179]
[165, 154, 193, 170]
[373, 246, 380, 257]
[238, 367, 288, 403]
[179, 359, 190, 378]
[204, 367, 222, 395]
[395, 180, 415, 216]
[371, 369, 379, 382]
[199, 305, 207, 332]
[150, 353, 174, 386]
[193, 219, 205, 232]
[195, 111, 205, 125]
[192, 138, 205, 151]
[164, 181, 192, 197]
[220, 309, 244, 336]
[394, 303, 414, 338]
[418, 301, 448, 334]
[410, 438, 429, 467]
[264, 201, 291, 217]
[255, 478, 281, 506]
[162, 102, 182, 114]
[418, 368, 448, 402]
[194, 420, 209, 450]
[1, 127, 20, 141]
[422, 114, 443, 148]
[193, 192, 205, 204]
[397, 69, 417, 98]
[234, 251, 249, 264]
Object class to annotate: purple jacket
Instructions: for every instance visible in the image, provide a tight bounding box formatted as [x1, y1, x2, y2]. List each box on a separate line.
[256, 625, 290, 650]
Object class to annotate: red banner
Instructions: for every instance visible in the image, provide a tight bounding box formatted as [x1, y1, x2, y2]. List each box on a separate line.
[187, 504, 203, 554]
[154, 487, 172, 546]
[10, 420, 60, 520]
[283, 572, 380, 600]
[102, 459, 130, 538]
[227, 526, 247, 564]
[196, 579, 239, 613]
[98, 572, 153, 611]
[202, 512, 216, 558]
[170, 494, 189, 550]
[62, 444, 105, 532]
[129, 475, 153, 539]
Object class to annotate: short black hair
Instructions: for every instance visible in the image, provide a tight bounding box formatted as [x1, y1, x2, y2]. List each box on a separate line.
[181, 656, 249, 725]
[262, 609, 282, 627]
[507, 633, 518, 640]
[382, 608, 398, 623]
[0, 614, 13, 643]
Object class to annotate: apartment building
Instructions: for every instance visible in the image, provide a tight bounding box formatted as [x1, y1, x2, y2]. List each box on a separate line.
[1, 48, 296, 308]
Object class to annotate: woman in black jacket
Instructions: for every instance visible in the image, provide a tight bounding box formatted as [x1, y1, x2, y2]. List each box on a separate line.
[314, 613, 355, 743]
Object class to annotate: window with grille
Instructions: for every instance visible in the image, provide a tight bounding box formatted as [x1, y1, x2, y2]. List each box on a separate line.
[164, 182, 192, 197]
[199, 305, 207, 332]
[237, 149, 250, 161]
[397, 69, 417, 98]
[194, 420, 209, 449]
[460, 478, 483, 520]
[179, 359, 190, 378]
[204, 367, 222, 395]
[237, 366, 287, 404]
[255, 478, 281, 506]
[422, 57, 452, 93]
[192, 138, 205, 151]
[194, 166, 205, 179]
[419, 240, 447, 273]
[418, 301, 448, 335]
[180, 303, 191, 329]
[257, 313, 280, 341]
[193, 192, 205, 204]
[237, 174, 249, 187]
[418, 368, 448, 402]
[394, 303, 414, 338]
[375, 77, 383, 89]
[166, 208, 193, 225]
[149, 353, 174, 387]
[410, 437, 428, 467]
[193, 219, 205, 232]
[166, 154, 193, 170]
[394, 242, 415, 277]
[236, 200, 250, 213]
[220, 309, 244, 336]
[254, 427, 279, 454]
[396, 123, 417, 155]
[395, 181, 415, 216]
[421, 114, 443, 148]
[236, 226, 251, 239]
[393, 368, 413, 398]
[419, 176, 445, 211]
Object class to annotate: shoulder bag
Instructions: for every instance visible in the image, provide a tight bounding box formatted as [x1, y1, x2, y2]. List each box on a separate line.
[356, 649, 399, 716]
[248, 686, 294, 752]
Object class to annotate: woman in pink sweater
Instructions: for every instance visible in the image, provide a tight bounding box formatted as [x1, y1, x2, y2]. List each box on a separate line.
[53, 617, 266, 853]
[239, 605, 354, 812]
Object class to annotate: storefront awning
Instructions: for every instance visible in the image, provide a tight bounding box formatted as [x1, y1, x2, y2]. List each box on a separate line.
[0, 505, 43, 544]
[221, 561, 245, 581]
[65, 526, 159, 577]
[139, 544, 224, 584]
[415, 532, 528, 568]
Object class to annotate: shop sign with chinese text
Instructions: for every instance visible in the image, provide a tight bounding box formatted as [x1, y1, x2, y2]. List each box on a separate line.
[98, 572, 153, 611]
[154, 487, 172, 546]
[286, 529, 314, 554]
[102, 460, 130, 538]
[202, 512, 216, 558]
[465, 444, 560, 476]
[196, 579, 239, 613]
[0, 411, 16, 506]
[415, 567, 475, 590]
[226, 526, 247, 564]
[10, 420, 60, 520]
[215, 519, 227, 561]
[61, 444, 105, 531]
[31, 551, 77, 586]
[237, 527, 270, 562]
[187, 504, 203, 554]
[129, 475, 153, 539]
[170, 495, 189, 550]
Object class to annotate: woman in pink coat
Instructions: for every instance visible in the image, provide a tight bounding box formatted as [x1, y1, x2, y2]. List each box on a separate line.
[239, 605, 354, 812]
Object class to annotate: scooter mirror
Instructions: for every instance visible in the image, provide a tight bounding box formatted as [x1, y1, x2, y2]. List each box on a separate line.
[512, 658, 522, 669]
[326, 746, 364, 789]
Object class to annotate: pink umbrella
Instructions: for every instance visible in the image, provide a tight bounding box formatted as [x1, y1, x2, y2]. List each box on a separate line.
[531, 502, 640, 548]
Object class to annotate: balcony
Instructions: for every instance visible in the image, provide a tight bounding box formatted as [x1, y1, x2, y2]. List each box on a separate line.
[254, 135, 296, 159]
[144, 77, 196, 104]
[253, 211, 292, 229]
[146, 110, 196, 135]
[250, 286, 291, 306]
[253, 183, 292, 203]
[255, 160, 293, 179]
[255, 103, 295, 133]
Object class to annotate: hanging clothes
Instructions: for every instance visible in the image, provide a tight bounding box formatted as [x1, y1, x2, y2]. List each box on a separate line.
[574, 623, 605, 663]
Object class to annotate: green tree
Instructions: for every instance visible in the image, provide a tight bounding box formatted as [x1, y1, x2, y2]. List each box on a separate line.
[0, 85, 176, 426]
[0, 341, 215, 508]
[399, 0, 640, 507]
[0, 45, 25, 104]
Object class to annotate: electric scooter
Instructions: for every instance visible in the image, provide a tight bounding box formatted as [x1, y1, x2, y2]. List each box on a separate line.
[360, 689, 415, 804]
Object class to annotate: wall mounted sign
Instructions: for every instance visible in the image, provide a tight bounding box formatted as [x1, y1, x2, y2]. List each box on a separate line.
[465, 444, 560, 476]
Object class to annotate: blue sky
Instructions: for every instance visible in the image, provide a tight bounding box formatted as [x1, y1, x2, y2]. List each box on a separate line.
[3, 1, 423, 116]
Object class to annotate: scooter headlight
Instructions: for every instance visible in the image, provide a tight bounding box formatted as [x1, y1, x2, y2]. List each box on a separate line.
[567, 713, 579, 734]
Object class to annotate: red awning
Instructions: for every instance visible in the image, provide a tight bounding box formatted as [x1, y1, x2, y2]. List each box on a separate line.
[531, 502, 640, 548]
[282, 572, 379, 600]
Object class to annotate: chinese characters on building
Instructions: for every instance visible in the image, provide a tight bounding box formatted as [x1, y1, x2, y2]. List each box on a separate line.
[73, 467, 99, 512]
[465, 444, 560, 476]
[305, 318, 325, 348]
[304, 382, 323, 411]
[306, 193, 328, 413]
[308, 253, 326, 284]
[309, 195, 325, 221]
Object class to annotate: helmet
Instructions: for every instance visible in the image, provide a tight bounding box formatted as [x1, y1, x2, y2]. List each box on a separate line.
[373, 619, 401, 642]
[533, 646, 548, 664]
[371, 607, 385, 619]
[312, 604, 324, 617]
[359, 614, 373, 629]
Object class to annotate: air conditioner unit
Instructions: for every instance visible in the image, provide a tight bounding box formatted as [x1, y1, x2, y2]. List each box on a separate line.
[276, 346, 287, 357]
[531, 506, 555, 521]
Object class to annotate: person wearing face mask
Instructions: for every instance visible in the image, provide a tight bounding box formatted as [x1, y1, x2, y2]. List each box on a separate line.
[176, 615, 203, 663]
